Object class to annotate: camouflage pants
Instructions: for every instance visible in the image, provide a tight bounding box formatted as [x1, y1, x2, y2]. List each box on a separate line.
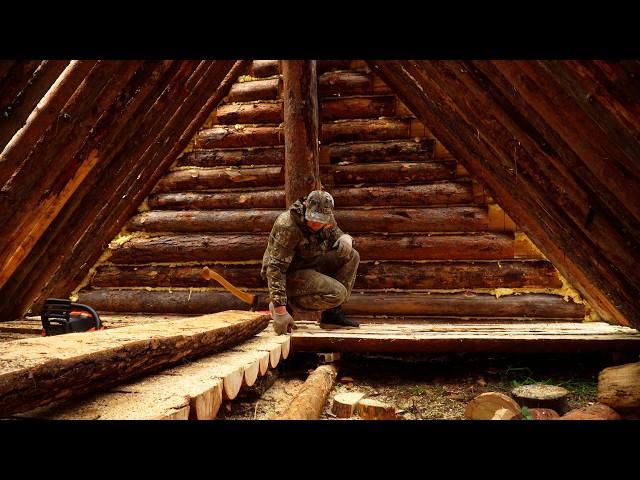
[286, 249, 360, 312]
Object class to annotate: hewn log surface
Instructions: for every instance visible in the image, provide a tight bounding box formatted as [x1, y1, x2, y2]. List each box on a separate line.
[597, 362, 640, 411]
[16, 333, 289, 420]
[128, 207, 490, 234]
[227, 78, 280, 102]
[291, 321, 640, 354]
[326, 139, 435, 163]
[147, 183, 473, 210]
[283, 60, 321, 206]
[320, 95, 396, 120]
[195, 125, 283, 149]
[274, 364, 338, 420]
[106, 233, 515, 264]
[153, 167, 283, 192]
[321, 118, 410, 143]
[176, 146, 284, 168]
[0, 311, 269, 417]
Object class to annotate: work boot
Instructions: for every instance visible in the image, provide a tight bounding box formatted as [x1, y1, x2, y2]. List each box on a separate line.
[319, 307, 360, 329]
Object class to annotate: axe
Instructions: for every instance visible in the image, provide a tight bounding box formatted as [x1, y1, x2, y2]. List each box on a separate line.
[201, 266, 260, 310]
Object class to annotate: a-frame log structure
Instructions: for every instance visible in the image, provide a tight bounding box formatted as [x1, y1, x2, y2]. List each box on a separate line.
[367, 61, 640, 329]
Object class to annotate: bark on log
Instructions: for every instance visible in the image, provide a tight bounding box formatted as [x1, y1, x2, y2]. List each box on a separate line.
[597, 362, 640, 411]
[128, 210, 281, 233]
[148, 189, 286, 210]
[153, 166, 283, 192]
[274, 364, 338, 420]
[147, 182, 473, 210]
[326, 139, 435, 163]
[216, 101, 283, 124]
[91, 260, 561, 291]
[249, 60, 279, 78]
[513, 408, 560, 420]
[511, 384, 570, 414]
[282, 60, 321, 206]
[0, 311, 269, 417]
[465, 392, 521, 420]
[176, 146, 284, 168]
[227, 78, 280, 102]
[327, 161, 456, 185]
[316, 60, 351, 74]
[558, 403, 622, 420]
[195, 125, 283, 149]
[320, 95, 396, 121]
[106, 232, 515, 264]
[321, 118, 410, 143]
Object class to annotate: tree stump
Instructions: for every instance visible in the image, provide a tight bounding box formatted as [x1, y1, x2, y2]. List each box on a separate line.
[558, 403, 622, 420]
[357, 398, 397, 420]
[332, 392, 367, 418]
[597, 362, 640, 413]
[465, 392, 521, 420]
[511, 384, 569, 414]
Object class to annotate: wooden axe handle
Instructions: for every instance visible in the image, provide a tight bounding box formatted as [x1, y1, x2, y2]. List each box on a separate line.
[201, 266, 255, 305]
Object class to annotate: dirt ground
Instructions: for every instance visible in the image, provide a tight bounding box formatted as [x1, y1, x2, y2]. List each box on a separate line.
[216, 351, 635, 420]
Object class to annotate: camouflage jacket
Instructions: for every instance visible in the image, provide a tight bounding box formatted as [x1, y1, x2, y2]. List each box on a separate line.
[261, 198, 346, 306]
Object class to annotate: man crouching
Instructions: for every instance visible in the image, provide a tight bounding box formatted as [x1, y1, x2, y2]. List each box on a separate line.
[261, 190, 360, 334]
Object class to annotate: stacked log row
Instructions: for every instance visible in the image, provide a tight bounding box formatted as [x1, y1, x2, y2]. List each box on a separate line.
[77, 60, 584, 324]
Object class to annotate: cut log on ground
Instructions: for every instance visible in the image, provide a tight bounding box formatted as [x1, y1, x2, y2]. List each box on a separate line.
[597, 362, 640, 412]
[332, 391, 367, 418]
[513, 408, 560, 420]
[0, 311, 269, 417]
[558, 403, 622, 420]
[357, 398, 397, 420]
[273, 364, 338, 420]
[511, 384, 570, 414]
[491, 407, 519, 420]
[465, 392, 521, 420]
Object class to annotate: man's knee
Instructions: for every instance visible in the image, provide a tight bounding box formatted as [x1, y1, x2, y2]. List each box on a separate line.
[350, 248, 360, 263]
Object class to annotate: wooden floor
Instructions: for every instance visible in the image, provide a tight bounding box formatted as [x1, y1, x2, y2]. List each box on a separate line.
[291, 321, 640, 354]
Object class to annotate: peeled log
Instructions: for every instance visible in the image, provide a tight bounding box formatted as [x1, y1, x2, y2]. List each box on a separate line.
[328, 161, 456, 185]
[148, 190, 286, 210]
[0, 311, 269, 417]
[319, 71, 390, 96]
[106, 233, 513, 264]
[327, 139, 435, 163]
[321, 95, 396, 121]
[511, 384, 570, 414]
[357, 398, 397, 420]
[597, 362, 640, 412]
[153, 167, 283, 193]
[216, 101, 283, 124]
[227, 78, 280, 102]
[321, 118, 410, 143]
[195, 125, 283, 149]
[147, 182, 473, 210]
[176, 146, 284, 168]
[249, 60, 279, 78]
[465, 392, 521, 420]
[332, 391, 367, 418]
[559, 403, 622, 420]
[274, 364, 338, 420]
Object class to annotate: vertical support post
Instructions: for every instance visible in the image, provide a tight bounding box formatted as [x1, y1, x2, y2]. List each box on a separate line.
[282, 60, 320, 207]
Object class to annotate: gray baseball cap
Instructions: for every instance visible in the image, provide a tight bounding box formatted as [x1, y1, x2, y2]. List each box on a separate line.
[304, 190, 334, 224]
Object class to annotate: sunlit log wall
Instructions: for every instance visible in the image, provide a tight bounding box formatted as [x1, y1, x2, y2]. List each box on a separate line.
[77, 60, 587, 323]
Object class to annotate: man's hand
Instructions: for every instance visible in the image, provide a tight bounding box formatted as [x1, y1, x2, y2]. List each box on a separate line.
[333, 234, 353, 258]
[269, 302, 297, 335]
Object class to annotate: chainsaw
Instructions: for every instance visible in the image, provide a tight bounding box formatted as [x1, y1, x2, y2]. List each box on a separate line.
[40, 298, 104, 336]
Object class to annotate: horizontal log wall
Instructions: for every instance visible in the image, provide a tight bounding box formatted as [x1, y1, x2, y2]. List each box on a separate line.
[74, 60, 583, 324]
